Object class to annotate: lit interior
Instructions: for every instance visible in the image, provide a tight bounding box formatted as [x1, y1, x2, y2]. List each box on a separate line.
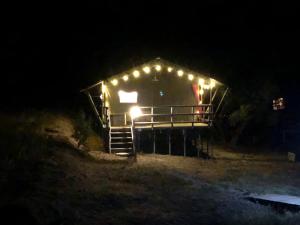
[118, 90, 138, 103]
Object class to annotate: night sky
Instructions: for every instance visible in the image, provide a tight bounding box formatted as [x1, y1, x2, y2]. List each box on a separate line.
[2, 1, 299, 110]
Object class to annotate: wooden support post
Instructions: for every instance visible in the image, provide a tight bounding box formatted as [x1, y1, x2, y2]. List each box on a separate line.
[206, 133, 209, 156]
[192, 106, 194, 127]
[201, 132, 204, 152]
[208, 129, 213, 158]
[151, 107, 154, 129]
[215, 87, 229, 116]
[183, 129, 186, 157]
[87, 92, 103, 125]
[212, 88, 218, 102]
[210, 136, 213, 158]
[138, 131, 141, 152]
[170, 107, 173, 127]
[124, 113, 127, 126]
[131, 119, 136, 155]
[102, 82, 107, 125]
[168, 131, 171, 155]
[197, 134, 201, 158]
[153, 130, 156, 154]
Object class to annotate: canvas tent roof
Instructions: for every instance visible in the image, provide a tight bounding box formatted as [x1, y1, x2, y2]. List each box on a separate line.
[81, 58, 224, 92]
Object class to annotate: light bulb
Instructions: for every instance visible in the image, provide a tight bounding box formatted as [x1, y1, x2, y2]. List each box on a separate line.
[143, 66, 151, 74]
[177, 70, 184, 77]
[155, 65, 161, 71]
[188, 74, 194, 81]
[122, 75, 129, 81]
[133, 70, 140, 78]
[111, 79, 118, 86]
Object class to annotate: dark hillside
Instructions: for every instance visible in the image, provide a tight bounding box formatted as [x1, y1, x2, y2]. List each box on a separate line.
[1, 112, 300, 224]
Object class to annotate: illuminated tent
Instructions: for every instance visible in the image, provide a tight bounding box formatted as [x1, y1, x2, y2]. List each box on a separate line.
[81, 58, 228, 156]
[82, 58, 226, 126]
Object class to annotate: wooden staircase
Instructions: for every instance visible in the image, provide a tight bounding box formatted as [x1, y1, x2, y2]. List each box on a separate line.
[109, 126, 134, 156]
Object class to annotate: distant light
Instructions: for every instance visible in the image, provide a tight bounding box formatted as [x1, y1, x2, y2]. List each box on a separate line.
[122, 75, 129, 81]
[167, 67, 173, 72]
[133, 70, 140, 78]
[143, 66, 151, 74]
[118, 90, 138, 103]
[199, 89, 204, 95]
[188, 74, 194, 81]
[129, 106, 143, 119]
[177, 70, 184, 77]
[155, 65, 162, 71]
[111, 79, 118, 86]
[273, 97, 285, 110]
[198, 78, 205, 86]
[159, 90, 164, 96]
[210, 79, 216, 88]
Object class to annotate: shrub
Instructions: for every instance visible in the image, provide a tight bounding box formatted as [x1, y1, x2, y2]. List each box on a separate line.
[72, 110, 95, 148]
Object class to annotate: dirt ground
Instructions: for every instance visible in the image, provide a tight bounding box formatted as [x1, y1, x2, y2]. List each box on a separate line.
[1, 112, 300, 225]
[135, 147, 300, 196]
[3, 145, 300, 225]
[83, 148, 300, 224]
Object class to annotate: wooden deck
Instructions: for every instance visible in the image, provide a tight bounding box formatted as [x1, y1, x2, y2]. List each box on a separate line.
[135, 122, 208, 129]
[108, 105, 213, 156]
[112, 122, 208, 130]
[109, 105, 213, 129]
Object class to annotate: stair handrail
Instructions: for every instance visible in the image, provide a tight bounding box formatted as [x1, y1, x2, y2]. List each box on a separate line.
[108, 108, 112, 154]
[131, 118, 136, 155]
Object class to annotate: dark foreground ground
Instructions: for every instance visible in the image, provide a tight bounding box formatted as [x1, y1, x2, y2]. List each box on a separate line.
[1, 112, 300, 225]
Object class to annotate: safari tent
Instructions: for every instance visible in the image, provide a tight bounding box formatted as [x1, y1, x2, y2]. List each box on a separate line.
[81, 58, 228, 156]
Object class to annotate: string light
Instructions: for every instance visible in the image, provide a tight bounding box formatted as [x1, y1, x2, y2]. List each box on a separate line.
[143, 66, 151, 74]
[111, 79, 118, 86]
[106, 66, 217, 91]
[198, 78, 205, 86]
[155, 65, 161, 71]
[188, 74, 194, 81]
[133, 70, 140, 78]
[122, 75, 129, 81]
[210, 78, 216, 88]
[177, 70, 184, 77]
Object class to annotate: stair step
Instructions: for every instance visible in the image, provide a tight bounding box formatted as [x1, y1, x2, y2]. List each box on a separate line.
[111, 129, 131, 132]
[110, 132, 131, 134]
[111, 137, 132, 140]
[109, 126, 133, 154]
[111, 126, 131, 129]
[110, 142, 133, 145]
[111, 129, 131, 131]
[110, 147, 133, 151]
[115, 152, 133, 157]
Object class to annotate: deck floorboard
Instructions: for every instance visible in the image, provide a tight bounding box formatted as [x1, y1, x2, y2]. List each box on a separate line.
[111, 122, 208, 129]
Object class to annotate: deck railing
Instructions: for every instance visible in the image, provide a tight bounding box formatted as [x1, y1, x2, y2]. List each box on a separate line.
[107, 104, 213, 128]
